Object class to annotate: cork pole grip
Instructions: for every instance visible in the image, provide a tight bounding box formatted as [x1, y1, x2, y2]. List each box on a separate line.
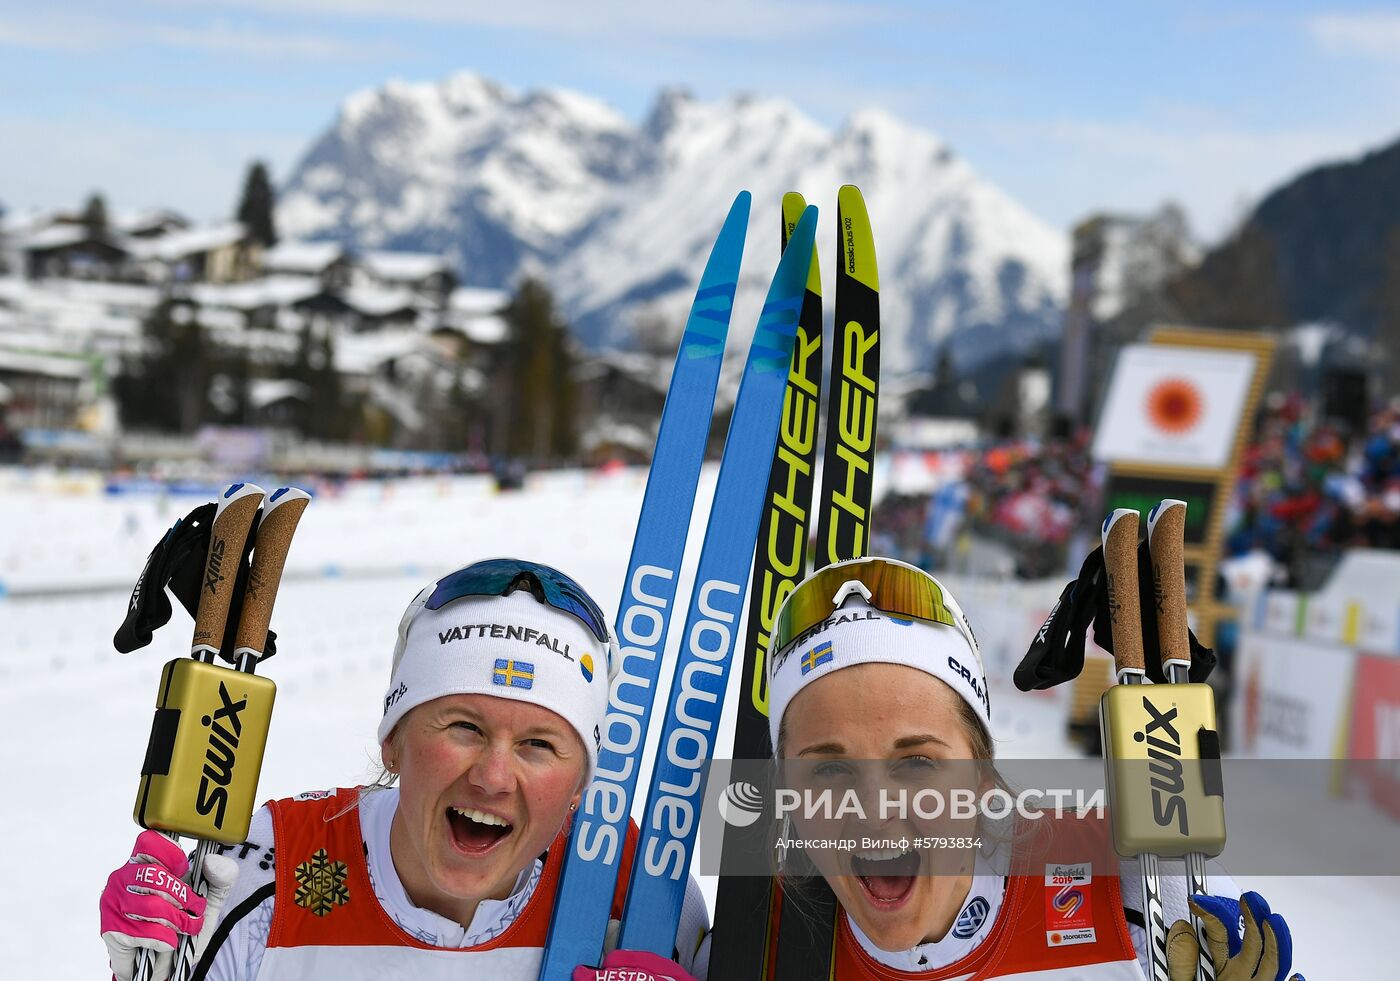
[1101, 508, 1145, 675]
[191, 483, 265, 658]
[1147, 500, 1191, 673]
[233, 487, 311, 659]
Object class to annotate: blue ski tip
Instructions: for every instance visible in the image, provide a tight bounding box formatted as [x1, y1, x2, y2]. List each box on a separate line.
[773, 206, 817, 298]
[749, 205, 817, 375]
[790, 204, 817, 249]
[719, 190, 751, 236]
[270, 487, 289, 503]
[679, 194, 750, 361]
[224, 482, 244, 498]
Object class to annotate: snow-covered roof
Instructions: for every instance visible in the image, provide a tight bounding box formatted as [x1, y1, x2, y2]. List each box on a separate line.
[578, 350, 671, 394]
[132, 222, 246, 261]
[112, 208, 189, 235]
[441, 312, 509, 344]
[0, 207, 62, 238]
[262, 240, 344, 274]
[0, 277, 156, 351]
[191, 275, 322, 311]
[0, 280, 160, 323]
[196, 307, 247, 332]
[43, 280, 160, 308]
[20, 225, 103, 251]
[449, 286, 509, 315]
[249, 378, 311, 409]
[335, 330, 423, 374]
[0, 278, 30, 306]
[0, 315, 141, 351]
[343, 284, 418, 318]
[362, 251, 451, 282]
[0, 348, 91, 379]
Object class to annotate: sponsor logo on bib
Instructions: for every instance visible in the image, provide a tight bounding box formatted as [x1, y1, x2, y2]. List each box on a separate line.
[1044, 862, 1095, 946]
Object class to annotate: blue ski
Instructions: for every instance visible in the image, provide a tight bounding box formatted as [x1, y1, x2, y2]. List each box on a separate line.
[617, 206, 819, 956]
[539, 192, 751, 979]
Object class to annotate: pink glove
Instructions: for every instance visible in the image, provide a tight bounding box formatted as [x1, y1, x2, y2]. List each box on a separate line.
[572, 949, 700, 981]
[100, 830, 237, 981]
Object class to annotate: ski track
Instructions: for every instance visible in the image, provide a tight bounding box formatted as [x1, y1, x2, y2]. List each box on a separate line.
[0, 470, 1387, 976]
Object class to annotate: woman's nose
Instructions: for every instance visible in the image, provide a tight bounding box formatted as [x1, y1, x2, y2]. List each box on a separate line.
[467, 742, 517, 796]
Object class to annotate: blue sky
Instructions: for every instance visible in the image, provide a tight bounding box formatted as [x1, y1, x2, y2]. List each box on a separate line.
[2, 1, 1399, 240]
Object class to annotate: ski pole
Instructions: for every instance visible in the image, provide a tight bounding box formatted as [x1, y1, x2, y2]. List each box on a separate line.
[1098, 508, 1169, 981]
[133, 481, 265, 981]
[230, 487, 311, 672]
[1145, 500, 1219, 981]
[168, 486, 310, 980]
[1098, 507, 1226, 981]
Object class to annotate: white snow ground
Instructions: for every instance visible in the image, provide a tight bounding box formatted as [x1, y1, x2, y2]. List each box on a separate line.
[0, 467, 1389, 976]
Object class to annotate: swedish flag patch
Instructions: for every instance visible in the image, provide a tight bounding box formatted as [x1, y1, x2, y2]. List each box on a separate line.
[493, 658, 534, 690]
[801, 641, 834, 676]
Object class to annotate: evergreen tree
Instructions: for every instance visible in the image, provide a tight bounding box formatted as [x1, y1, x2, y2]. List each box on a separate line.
[229, 349, 253, 426]
[114, 298, 210, 432]
[503, 278, 578, 463]
[236, 161, 278, 248]
[289, 323, 345, 439]
[551, 332, 579, 460]
[314, 330, 345, 438]
[289, 324, 315, 434]
[81, 193, 108, 237]
[439, 362, 474, 452]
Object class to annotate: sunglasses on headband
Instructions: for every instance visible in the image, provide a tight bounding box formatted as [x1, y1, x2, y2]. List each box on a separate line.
[770, 556, 976, 669]
[426, 558, 612, 646]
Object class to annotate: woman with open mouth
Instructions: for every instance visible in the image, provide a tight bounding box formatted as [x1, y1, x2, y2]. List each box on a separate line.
[764, 555, 1302, 980]
[100, 558, 707, 980]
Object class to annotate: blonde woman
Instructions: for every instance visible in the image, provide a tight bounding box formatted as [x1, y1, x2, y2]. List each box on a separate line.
[100, 559, 707, 981]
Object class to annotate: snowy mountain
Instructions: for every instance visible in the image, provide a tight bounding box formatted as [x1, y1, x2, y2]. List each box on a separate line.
[279, 73, 1068, 372]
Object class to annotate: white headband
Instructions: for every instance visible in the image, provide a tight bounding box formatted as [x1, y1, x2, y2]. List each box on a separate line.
[768, 596, 990, 751]
[378, 589, 610, 781]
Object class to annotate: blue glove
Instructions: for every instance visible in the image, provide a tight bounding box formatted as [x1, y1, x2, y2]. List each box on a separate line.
[1166, 891, 1303, 981]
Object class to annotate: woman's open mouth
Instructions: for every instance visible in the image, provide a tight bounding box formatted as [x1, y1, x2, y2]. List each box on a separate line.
[850, 847, 920, 908]
[446, 806, 514, 855]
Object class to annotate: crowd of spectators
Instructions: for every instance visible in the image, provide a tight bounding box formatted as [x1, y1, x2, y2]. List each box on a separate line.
[963, 432, 1095, 547]
[1227, 393, 1400, 586]
[873, 393, 1400, 584]
[872, 432, 1097, 578]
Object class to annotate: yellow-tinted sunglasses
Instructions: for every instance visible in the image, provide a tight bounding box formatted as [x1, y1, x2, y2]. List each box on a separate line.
[770, 556, 974, 669]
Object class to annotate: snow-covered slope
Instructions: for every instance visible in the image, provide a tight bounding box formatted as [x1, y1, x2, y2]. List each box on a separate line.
[280, 73, 1068, 372]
